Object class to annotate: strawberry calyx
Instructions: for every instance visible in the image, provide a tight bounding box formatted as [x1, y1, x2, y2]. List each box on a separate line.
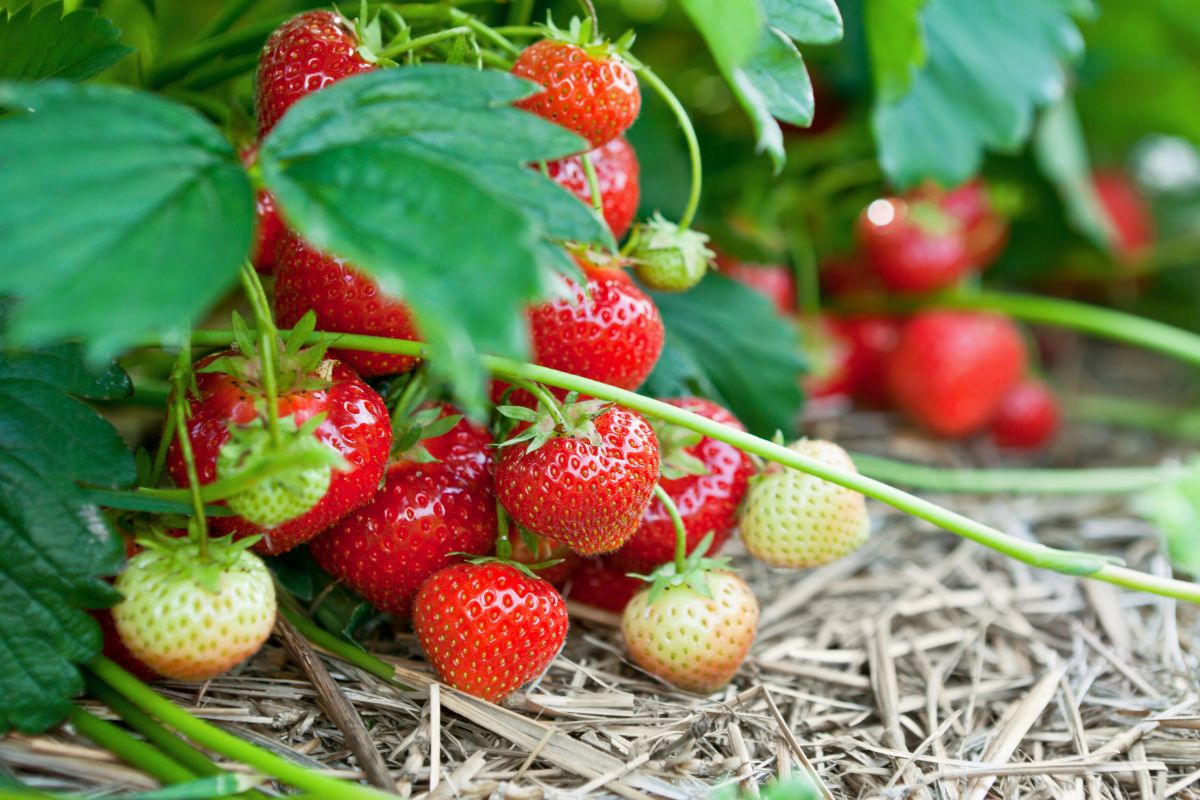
[650, 418, 710, 480]
[198, 310, 332, 399]
[904, 198, 959, 238]
[350, 1, 395, 66]
[497, 392, 611, 452]
[391, 405, 464, 463]
[132, 529, 263, 595]
[627, 531, 729, 604]
[536, 14, 636, 62]
[453, 553, 563, 582]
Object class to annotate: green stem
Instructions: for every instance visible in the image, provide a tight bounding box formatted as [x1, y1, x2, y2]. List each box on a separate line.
[578, 0, 598, 32]
[194, 0, 261, 41]
[393, 6, 521, 56]
[654, 484, 688, 572]
[88, 658, 397, 799]
[149, 16, 286, 88]
[170, 338, 209, 546]
[379, 26, 472, 59]
[83, 488, 232, 518]
[494, 499, 512, 559]
[580, 151, 605, 216]
[277, 605, 412, 689]
[786, 217, 819, 316]
[387, 369, 427, 431]
[506, 0, 535, 27]
[69, 706, 197, 785]
[241, 265, 282, 446]
[180, 330, 1200, 603]
[176, 52, 258, 91]
[632, 64, 702, 229]
[1066, 393, 1200, 442]
[139, 446, 338, 505]
[514, 380, 567, 429]
[852, 453, 1176, 495]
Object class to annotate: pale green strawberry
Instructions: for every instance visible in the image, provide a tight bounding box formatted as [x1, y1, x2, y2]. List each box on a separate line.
[621, 569, 758, 694]
[112, 537, 276, 681]
[630, 213, 713, 292]
[738, 439, 870, 568]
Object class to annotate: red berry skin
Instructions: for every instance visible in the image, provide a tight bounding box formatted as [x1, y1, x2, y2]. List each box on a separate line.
[167, 353, 392, 555]
[989, 379, 1060, 450]
[936, 180, 1008, 269]
[1093, 169, 1154, 263]
[509, 533, 580, 586]
[820, 254, 885, 300]
[275, 233, 421, 378]
[240, 146, 284, 273]
[830, 315, 901, 408]
[511, 40, 640, 149]
[528, 269, 663, 392]
[412, 562, 568, 703]
[716, 256, 796, 315]
[858, 198, 974, 293]
[546, 136, 640, 239]
[801, 314, 854, 400]
[496, 407, 659, 556]
[255, 11, 374, 136]
[566, 557, 641, 613]
[887, 312, 1026, 439]
[611, 398, 753, 574]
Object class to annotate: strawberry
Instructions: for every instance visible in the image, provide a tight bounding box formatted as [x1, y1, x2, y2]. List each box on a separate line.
[630, 215, 714, 292]
[509, 530, 580, 586]
[800, 314, 853, 401]
[622, 569, 758, 694]
[933, 179, 1008, 269]
[546, 136, 640, 239]
[820, 253, 884, 300]
[611, 398, 753, 574]
[310, 405, 496, 619]
[717, 255, 797, 315]
[240, 146, 284, 273]
[167, 347, 392, 555]
[1093, 169, 1154, 264]
[830, 315, 901, 407]
[739, 439, 870, 569]
[274, 232, 421, 378]
[495, 400, 659, 556]
[989, 379, 1060, 450]
[511, 34, 640, 149]
[112, 536, 276, 681]
[92, 608, 159, 681]
[527, 262, 663, 392]
[857, 197, 974, 293]
[255, 10, 375, 136]
[886, 311, 1026, 438]
[566, 557, 642, 613]
[412, 562, 568, 702]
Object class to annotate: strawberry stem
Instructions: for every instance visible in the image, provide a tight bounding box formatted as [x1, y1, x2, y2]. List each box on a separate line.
[654, 484, 689, 573]
[240, 264, 283, 447]
[148, 15, 288, 87]
[179, 329, 1200, 605]
[578, 0, 599, 34]
[515, 380, 568, 430]
[580, 150, 605, 218]
[628, 62, 702, 230]
[69, 705, 197, 785]
[507, 0, 534, 27]
[278, 602, 414, 688]
[378, 25, 472, 59]
[387, 369, 427, 433]
[170, 337, 210, 551]
[193, 0, 261, 43]
[1067, 393, 1200, 442]
[852, 453, 1175, 494]
[494, 500, 513, 560]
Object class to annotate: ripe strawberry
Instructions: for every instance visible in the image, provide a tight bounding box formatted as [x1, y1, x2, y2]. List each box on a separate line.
[511, 37, 640, 149]
[612, 398, 754, 573]
[528, 263, 663, 391]
[858, 197, 974, 293]
[830, 315, 901, 408]
[509, 531, 580, 586]
[255, 10, 375, 136]
[167, 350, 392, 555]
[412, 562, 568, 702]
[934, 179, 1008, 269]
[989, 379, 1060, 450]
[820, 253, 884, 300]
[240, 146, 284, 273]
[567, 557, 642, 613]
[113, 538, 276, 681]
[274, 232, 421, 378]
[622, 569, 757, 694]
[546, 136, 640, 239]
[1093, 169, 1154, 264]
[495, 401, 659, 556]
[887, 311, 1026, 438]
[310, 405, 496, 619]
[717, 255, 797, 315]
[739, 439, 870, 568]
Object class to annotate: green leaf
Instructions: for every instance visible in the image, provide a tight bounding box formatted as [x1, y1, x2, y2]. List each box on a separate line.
[678, 0, 765, 71]
[871, 0, 1084, 189]
[762, 0, 843, 45]
[260, 66, 611, 414]
[743, 28, 815, 128]
[0, 343, 133, 733]
[726, 65, 786, 170]
[1136, 463, 1200, 577]
[865, 0, 926, 104]
[0, 3, 131, 82]
[1033, 98, 1114, 250]
[0, 81, 254, 355]
[643, 274, 805, 438]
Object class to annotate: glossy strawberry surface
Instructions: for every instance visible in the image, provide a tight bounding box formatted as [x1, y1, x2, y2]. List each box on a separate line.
[274, 233, 421, 377]
[858, 197, 974, 293]
[546, 136, 640, 239]
[566, 557, 642, 613]
[1093, 169, 1154, 263]
[989, 379, 1060, 450]
[240, 146, 284, 273]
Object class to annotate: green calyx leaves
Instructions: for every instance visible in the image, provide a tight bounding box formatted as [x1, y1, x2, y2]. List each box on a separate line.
[498, 395, 611, 452]
[199, 310, 331, 398]
[629, 214, 715, 293]
[458, 554, 559, 583]
[392, 405, 463, 463]
[630, 531, 729, 604]
[652, 419, 711, 481]
[538, 14, 636, 61]
[133, 531, 264, 595]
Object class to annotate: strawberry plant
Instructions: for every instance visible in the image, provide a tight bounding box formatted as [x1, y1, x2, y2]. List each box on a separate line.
[3, 0, 1200, 796]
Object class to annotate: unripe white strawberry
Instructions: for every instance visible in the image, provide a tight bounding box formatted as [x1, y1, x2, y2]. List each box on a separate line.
[739, 439, 869, 568]
[621, 569, 757, 694]
[113, 538, 276, 681]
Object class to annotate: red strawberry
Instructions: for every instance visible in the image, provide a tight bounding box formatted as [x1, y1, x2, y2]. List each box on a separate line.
[240, 146, 284, 273]
[566, 557, 641, 613]
[858, 197, 974, 293]
[887, 311, 1026, 438]
[989, 379, 1060, 450]
[509, 531, 580, 586]
[274, 232, 421, 378]
[546, 136, 640, 239]
[511, 38, 640, 149]
[310, 406, 496, 619]
[800, 315, 853, 400]
[255, 10, 375, 136]
[528, 263, 663, 391]
[412, 562, 568, 702]
[830, 315, 901, 408]
[820, 253, 884, 300]
[934, 180, 1008, 269]
[495, 401, 659, 556]
[167, 351, 392, 555]
[1093, 169, 1154, 264]
[612, 398, 754, 574]
[716, 256, 796, 315]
